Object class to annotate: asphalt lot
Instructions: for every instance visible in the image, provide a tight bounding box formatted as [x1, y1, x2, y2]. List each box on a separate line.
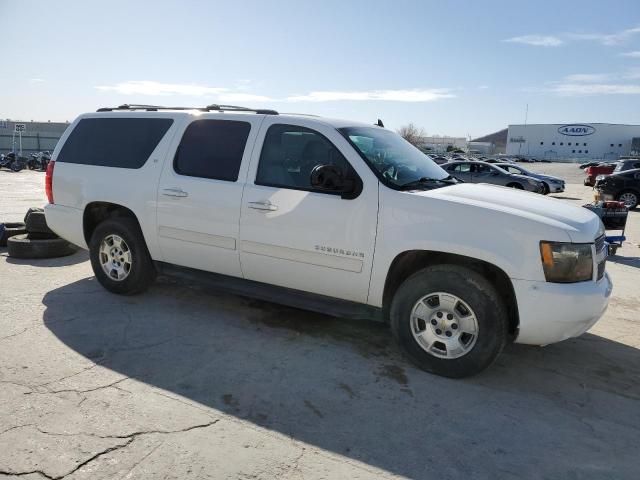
[1, 164, 639, 479]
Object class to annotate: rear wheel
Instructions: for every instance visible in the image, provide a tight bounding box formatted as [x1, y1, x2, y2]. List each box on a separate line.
[617, 190, 638, 209]
[390, 264, 508, 378]
[89, 217, 156, 295]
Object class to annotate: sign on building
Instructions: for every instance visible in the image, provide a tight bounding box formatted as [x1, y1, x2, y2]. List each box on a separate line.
[557, 124, 595, 136]
[14, 123, 26, 133]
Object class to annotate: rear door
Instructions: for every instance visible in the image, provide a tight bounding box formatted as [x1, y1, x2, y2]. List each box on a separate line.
[447, 163, 472, 182]
[156, 115, 263, 277]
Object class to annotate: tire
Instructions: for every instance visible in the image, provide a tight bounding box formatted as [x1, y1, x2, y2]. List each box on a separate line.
[390, 264, 508, 378]
[89, 217, 156, 295]
[23, 207, 44, 224]
[25, 210, 54, 235]
[7, 234, 77, 259]
[9, 161, 23, 172]
[27, 232, 59, 240]
[617, 190, 638, 210]
[506, 183, 524, 189]
[541, 182, 550, 195]
[0, 222, 27, 247]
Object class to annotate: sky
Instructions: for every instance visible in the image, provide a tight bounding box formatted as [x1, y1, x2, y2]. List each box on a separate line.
[1, 0, 640, 137]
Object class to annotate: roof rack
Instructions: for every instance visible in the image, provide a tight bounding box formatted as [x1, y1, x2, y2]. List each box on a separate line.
[96, 104, 278, 115]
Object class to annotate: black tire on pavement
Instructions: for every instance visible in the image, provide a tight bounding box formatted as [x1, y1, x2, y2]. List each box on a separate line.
[89, 217, 156, 295]
[541, 182, 550, 195]
[390, 264, 508, 378]
[0, 222, 27, 247]
[23, 207, 44, 224]
[7, 234, 77, 259]
[25, 210, 54, 235]
[27, 232, 59, 240]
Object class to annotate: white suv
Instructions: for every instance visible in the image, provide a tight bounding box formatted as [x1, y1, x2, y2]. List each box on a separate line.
[44, 104, 612, 377]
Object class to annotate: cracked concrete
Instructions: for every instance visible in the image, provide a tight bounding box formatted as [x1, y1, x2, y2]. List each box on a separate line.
[1, 167, 640, 479]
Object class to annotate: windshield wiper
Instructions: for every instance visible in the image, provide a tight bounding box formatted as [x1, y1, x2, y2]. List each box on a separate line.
[399, 175, 459, 190]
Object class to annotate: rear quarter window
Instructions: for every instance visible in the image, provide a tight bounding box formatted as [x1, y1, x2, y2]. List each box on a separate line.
[57, 118, 173, 168]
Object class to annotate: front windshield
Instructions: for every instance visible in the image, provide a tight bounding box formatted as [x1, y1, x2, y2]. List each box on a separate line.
[339, 126, 448, 188]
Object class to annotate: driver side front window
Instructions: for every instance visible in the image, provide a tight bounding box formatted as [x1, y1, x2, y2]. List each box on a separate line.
[256, 124, 352, 191]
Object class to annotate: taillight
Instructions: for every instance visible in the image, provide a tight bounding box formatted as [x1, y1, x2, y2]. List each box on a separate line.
[45, 160, 55, 203]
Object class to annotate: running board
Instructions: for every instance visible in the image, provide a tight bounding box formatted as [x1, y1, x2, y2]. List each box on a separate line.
[155, 262, 385, 322]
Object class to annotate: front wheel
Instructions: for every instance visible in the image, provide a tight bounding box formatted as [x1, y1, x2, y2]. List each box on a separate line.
[541, 182, 550, 195]
[390, 264, 508, 378]
[89, 217, 156, 295]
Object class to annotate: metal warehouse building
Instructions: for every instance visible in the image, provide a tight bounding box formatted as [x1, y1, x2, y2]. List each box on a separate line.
[0, 120, 69, 155]
[506, 123, 640, 161]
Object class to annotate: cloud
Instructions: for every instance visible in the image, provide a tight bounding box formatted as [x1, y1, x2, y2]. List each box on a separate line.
[477, 85, 489, 90]
[505, 25, 640, 48]
[217, 93, 273, 103]
[563, 73, 613, 83]
[28, 78, 45, 83]
[95, 81, 227, 96]
[567, 25, 640, 46]
[95, 81, 454, 104]
[543, 69, 640, 96]
[620, 51, 640, 58]
[286, 89, 454, 102]
[550, 83, 640, 96]
[504, 35, 563, 47]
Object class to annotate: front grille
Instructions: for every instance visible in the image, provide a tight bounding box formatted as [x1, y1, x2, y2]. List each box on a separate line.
[595, 234, 606, 280]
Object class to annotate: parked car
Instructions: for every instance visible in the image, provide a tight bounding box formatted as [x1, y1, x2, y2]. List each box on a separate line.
[45, 104, 611, 378]
[495, 163, 565, 194]
[613, 158, 640, 174]
[584, 163, 616, 186]
[442, 161, 545, 193]
[595, 168, 640, 209]
[579, 161, 601, 170]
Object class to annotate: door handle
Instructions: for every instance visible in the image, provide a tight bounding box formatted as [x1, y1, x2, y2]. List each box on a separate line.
[248, 200, 278, 211]
[162, 188, 189, 198]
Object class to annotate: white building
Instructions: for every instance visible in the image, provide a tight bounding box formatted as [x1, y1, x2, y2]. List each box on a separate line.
[506, 123, 640, 161]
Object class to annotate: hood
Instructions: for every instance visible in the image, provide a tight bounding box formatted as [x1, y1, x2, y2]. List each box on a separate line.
[419, 183, 602, 242]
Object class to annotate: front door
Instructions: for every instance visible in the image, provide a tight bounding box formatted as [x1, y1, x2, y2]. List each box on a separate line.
[239, 120, 379, 303]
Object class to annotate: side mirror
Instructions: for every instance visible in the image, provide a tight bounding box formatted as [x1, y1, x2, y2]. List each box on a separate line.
[310, 164, 360, 199]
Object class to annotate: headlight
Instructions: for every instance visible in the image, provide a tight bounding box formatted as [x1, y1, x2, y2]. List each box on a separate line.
[539, 241, 593, 283]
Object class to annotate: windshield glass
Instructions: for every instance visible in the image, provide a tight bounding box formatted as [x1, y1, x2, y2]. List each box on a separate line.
[339, 126, 448, 188]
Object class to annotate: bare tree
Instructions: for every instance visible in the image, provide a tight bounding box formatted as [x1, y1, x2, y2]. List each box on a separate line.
[397, 123, 425, 148]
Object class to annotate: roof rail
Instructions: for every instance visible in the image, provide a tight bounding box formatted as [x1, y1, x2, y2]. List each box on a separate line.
[96, 104, 278, 115]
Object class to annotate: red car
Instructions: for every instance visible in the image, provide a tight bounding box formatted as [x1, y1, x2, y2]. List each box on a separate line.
[584, 164, 616, 186]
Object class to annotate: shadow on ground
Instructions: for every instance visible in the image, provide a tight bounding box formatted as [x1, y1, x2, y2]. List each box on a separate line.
[42, 276, 640, 478]
[3, 249, 88, 267]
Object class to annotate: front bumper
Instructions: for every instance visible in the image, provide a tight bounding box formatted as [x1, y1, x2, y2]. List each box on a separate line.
[549, 183, 565, 193]
[512, 272, 612, 345]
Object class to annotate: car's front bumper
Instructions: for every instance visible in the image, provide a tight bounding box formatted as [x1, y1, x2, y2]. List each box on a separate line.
[549, 183, 565, 193]
[512, 272, 612, 345]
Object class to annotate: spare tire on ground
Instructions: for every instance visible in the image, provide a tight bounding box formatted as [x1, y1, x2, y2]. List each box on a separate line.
[23, 207, 44, 223]
[0, 222, 27, 247]
[25, 209, 55, 236]
[7, 234, 77, 259]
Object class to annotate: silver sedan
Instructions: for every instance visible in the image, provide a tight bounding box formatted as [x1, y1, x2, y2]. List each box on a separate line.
[442, 161, 545, 193]
[495, 163, 565, 194]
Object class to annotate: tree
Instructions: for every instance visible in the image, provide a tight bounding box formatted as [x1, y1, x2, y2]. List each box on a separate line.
[397, 123, 425, 148]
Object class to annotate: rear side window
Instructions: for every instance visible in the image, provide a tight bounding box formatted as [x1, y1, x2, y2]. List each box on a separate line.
[174, 120, 251, 181]
[58, 118, 173, 168]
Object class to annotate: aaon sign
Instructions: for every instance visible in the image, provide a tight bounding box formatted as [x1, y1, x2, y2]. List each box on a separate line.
[557, 124, 595, 136]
